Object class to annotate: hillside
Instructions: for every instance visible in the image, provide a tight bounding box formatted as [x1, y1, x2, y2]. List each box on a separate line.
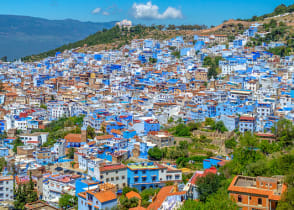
[0, 15, 116, 60]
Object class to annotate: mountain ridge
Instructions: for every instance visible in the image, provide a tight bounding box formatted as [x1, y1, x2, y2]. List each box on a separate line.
[0, 14, 116, 60]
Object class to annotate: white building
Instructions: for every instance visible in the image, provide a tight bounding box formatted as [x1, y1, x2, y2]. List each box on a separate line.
[0, 176, 14, 201]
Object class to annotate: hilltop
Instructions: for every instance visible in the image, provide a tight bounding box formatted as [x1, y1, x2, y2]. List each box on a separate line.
[0, 15, 116, 60]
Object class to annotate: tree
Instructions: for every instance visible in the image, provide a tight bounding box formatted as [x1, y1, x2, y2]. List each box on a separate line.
[148, 147, 163, 160]
[214, 121, 228, 133]
[277, 173, 294, 210]
[87, 125, 95, 139]
[67, 147, 75, 159]
[0, 157, 7, 172]
[119, 195, 139, 210]
[59, 193, 78, 209]
[196, 173, 225, 202]
[12, 137, 24, 153]
[122, 186, 138, 196]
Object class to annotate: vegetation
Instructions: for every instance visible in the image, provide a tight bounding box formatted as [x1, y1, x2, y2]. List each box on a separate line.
[32, 116, 84, 147]
[148, 146, 163, 160]
[119, 196, 139, 210]
[0, 157, 7, 172]
[12, 137, 24, 153]
[59, 193, 78, 209]
[23, 25, 156, 61]
[67, 147, 75, 159]
[86, 125, 96, 139]
[14, 172, 38, 209]
[246, 4, 294, 21]
[203, 56, 222, 79]
[196, 173, 225, 202]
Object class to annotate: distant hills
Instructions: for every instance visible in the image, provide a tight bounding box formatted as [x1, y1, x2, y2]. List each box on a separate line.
[0, 15, 116, 60]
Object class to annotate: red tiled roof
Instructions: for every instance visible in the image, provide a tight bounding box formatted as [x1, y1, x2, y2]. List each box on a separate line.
[93, 190, 117, 203]
[126, 191, 142, 200]
[147, 186, 174, 210]
[239, 116, 255, 121]
[96, 135, 114, 140]
[99, 164, 127, 172]
[64, 134, 82, 143]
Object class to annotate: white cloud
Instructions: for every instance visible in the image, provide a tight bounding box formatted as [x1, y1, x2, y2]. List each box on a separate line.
[132, 1, 183, 20]
[92, 8, 101, 14]
[102, 11, 110, 16]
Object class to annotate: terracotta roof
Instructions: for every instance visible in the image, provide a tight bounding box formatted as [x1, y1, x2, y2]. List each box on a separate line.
[126, 191, 142, 200]
[99, 164, 127, 172]
[228, 176, 287, 201]
[111, 129, 122, 135]
[147, 186, 174, 210]
[95, 135, 114, 140]
[239, 116, 255, 121]
[64, 134, 82, 143]
[93, 190, 117, 203]
[130, 207, 146, 210]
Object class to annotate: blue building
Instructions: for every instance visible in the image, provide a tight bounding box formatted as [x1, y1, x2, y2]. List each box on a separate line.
[78, 189, 117, 210]
[144, 119, 160, 134]
[127, 162, 164, 191]
[0, 147, 9, 157]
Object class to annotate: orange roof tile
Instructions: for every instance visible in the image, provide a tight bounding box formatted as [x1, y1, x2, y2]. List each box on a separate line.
[93, 190, 117, 203]
[126, 191, 142, 200]
[64, 134, 82, 143]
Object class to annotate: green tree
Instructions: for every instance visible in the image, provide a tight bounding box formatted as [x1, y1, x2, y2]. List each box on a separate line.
[148, 147, 163, 160]
[122, 186, 139, 196]
[119, 195, 139, 210]
[67, 147, 75, 159]
[59, 193, 78, 209]
[196, 173, 225, 202]
[87, 125, 95, 139]
[12, 137, 24, 153]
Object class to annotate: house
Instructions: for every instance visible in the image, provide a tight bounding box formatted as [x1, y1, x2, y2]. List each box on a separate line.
[43, 174, 79, 203]
[0, 176, 14, 201]
[219, 115, 239, 131]
[25, 200, 58, 210]
[99, 163, 127, 189]
[228, 175, 287, 210]
[239, 115, 256, 133]
[144, 119, 160, 135]
[78, 188, 117, 210]
[64, 133, 85, 148]
[34, 147, 53, 165]
[147, 131, 174, 148]
[147, 185, 186, 210]
[0, 147, 9, 157]
[127, 162, 182, 191]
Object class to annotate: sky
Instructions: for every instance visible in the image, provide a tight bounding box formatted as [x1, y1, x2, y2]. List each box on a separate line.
[1, 0, 293, 26]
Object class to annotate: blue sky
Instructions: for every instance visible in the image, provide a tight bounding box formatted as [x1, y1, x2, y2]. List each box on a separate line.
[1, 0, 293, 26]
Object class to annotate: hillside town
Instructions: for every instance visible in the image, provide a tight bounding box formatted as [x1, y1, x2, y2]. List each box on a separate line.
[0, 19, 293, 210]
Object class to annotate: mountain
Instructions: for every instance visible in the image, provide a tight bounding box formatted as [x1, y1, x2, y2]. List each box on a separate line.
[0, 15, 116, 60]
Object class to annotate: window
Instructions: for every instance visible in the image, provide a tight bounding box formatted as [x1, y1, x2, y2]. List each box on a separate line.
[258, 198, 262, 205]
[111, 177, 114, 181]
[116, 177, 119, 180]
[142, 177, 147, 182]
[238, 195, 242, 203]
[122, 176, 125, 180]
[142, 170, 146, 174]
[116, 171, 118, 174]
[134, 171, 138, 174]
[134, 178, 138, 182]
